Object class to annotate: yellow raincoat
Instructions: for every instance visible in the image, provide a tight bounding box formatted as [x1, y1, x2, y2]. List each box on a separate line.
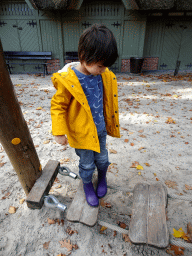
[51, 65, 120, 153]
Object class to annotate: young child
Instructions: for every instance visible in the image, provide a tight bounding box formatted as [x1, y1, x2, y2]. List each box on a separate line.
[51, 24, 120, 207]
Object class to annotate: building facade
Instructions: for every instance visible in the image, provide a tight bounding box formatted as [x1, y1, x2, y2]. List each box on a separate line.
[1, 0, 192, 73]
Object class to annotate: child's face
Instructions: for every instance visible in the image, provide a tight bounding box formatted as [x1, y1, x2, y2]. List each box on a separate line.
[82, 61, 107, 76]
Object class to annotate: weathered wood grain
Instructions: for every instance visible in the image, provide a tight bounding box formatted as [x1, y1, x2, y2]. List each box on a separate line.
[129, 182, 169, 248]
[26, 160, 60, 209]
[67, 180, 99, 227]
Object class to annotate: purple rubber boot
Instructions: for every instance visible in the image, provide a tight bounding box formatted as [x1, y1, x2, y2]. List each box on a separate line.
[83, 181, 99, 207]
[96, 169, 107, 198]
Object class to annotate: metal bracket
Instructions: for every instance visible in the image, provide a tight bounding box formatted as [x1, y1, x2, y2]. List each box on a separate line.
[44, 195, 67, 211]
[59, 166, 80, 179]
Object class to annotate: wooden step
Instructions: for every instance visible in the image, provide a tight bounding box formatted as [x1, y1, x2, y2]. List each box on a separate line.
[129, 182, 169, 248]
[66, 180, 99, 227]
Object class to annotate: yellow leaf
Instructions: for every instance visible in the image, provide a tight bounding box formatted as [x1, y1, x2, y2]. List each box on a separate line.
[36, 107, 42, 110]
[173, 228, 185, 238]
[15, 84, 22, 86]
[154, 173, 157, 176]
[100, 226, 107, 232]
[138, 172, 141, 175]
[173, 95, 178, 98]
[136, 165, 143, 170]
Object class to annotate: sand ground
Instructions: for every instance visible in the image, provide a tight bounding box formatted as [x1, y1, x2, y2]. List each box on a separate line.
[1, 70, 192, 256]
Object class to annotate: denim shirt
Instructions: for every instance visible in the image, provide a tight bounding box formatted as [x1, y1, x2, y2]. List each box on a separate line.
[73, 67, 105, 132]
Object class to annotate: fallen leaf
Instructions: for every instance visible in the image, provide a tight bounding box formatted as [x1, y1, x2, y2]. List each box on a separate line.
[138, 147, 145, 151]
[165, 180, 178, 190]
[59, 239, 73, 251]
[138, 172, 141, 175]
[173, 228, 185, 238]
[130, 143, 134, 146]
[122, 234, 131, 243]
[109, 149, 117, 154]
[185, 184, 192, 190]
[139, 134, 146, 138]
[43, 241, 50, 250]
[100, 226, 107, 233]
[166, 117, 176, 124]
[130, 161, 139, 168]
[166, 245, 185, 255]
[136, 165, 143, 170]
[36, 107, 43, 110]
[144, 162, 151, 166]
[0, 163, 5, 167]
[57, 254, 66, 256]
[138, 129, 144, 133]
[124, 139, 129, 143]
[117, 221, 127, 229]
[19, 198, 25, 204]
[9, 206, 16, 214]
[66, 226, 78, 236]
[47, 218, 56, 225]
[43, 140, 50, 144]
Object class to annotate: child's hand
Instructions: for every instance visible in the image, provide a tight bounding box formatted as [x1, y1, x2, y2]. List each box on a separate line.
[54, 135, 68, 145]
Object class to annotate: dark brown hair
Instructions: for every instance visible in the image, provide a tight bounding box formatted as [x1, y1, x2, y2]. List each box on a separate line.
[78, 24, 118, 67]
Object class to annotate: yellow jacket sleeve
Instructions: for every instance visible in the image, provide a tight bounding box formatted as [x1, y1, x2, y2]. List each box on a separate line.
[51, 75, 72, 135]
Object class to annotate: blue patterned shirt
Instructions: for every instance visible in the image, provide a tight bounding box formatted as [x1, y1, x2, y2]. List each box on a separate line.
[73, 68, 105, 132]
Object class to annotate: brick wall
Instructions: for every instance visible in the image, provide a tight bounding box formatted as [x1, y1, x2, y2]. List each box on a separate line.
[121, 57, 159, 72]
[47, 59, 61, 73]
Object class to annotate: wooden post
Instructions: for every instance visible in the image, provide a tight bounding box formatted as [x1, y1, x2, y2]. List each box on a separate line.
[0, 40, 42, 195]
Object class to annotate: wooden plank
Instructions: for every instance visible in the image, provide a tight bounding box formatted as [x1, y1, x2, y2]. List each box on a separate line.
[66, 180, 99, 227]
[26, 160, 60, 209]
[129, 183, 149, 244]
[148, 183, 169, 248]
[129, 183, 169, 248]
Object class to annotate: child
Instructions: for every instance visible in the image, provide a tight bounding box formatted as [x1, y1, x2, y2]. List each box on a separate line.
[51, 24, 120, 207]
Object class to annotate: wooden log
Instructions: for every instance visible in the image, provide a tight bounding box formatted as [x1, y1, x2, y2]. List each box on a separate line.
[129, 183, 169, 248]
[26, 160, 60, 209]
[0, 40, 41, 195]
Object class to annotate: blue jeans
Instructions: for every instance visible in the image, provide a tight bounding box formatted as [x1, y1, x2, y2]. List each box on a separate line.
[75, 127, 110, 183]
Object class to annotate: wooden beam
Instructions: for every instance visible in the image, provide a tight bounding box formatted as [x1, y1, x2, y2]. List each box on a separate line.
[0, 40, 42, 195]
[26, 160, 60, 209]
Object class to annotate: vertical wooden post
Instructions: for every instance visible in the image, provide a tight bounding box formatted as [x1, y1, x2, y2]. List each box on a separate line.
[0, 40, 42, 195]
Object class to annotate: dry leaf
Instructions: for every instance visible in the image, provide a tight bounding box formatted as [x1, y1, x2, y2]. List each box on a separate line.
[165, 180, 178, 190]
[36, 106, 42, 110]
[19, 198, 25, 204]
[124, 139, 129, 143]
[185, 184, 192, 190]
[100, 226, 107, 233]
[0, 163, 5, 167]
[66, 226, 78, 236]
[47, 218, 56, 225]
[167, 245, 185, 255]
[166, 117, 176, 124]
[138, 147, 145, 151]
[43, 241, 50, 250]
[130, 143, 134, 146]
[59, 239, 73, 251]
[43, 140, 50, 144]
[138, 129, 144, 133]
[57, 254, 66, 256]
[139, 134, 146, 138]
[122, 234, 131, 243]
[9, 206, 16, 214]
[109, 149, 117, 154]
[136, 165, 143, 170]
[130, 161, 139, 168]
[117, 221, 127, 229]
[144, 162, 151, 166]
